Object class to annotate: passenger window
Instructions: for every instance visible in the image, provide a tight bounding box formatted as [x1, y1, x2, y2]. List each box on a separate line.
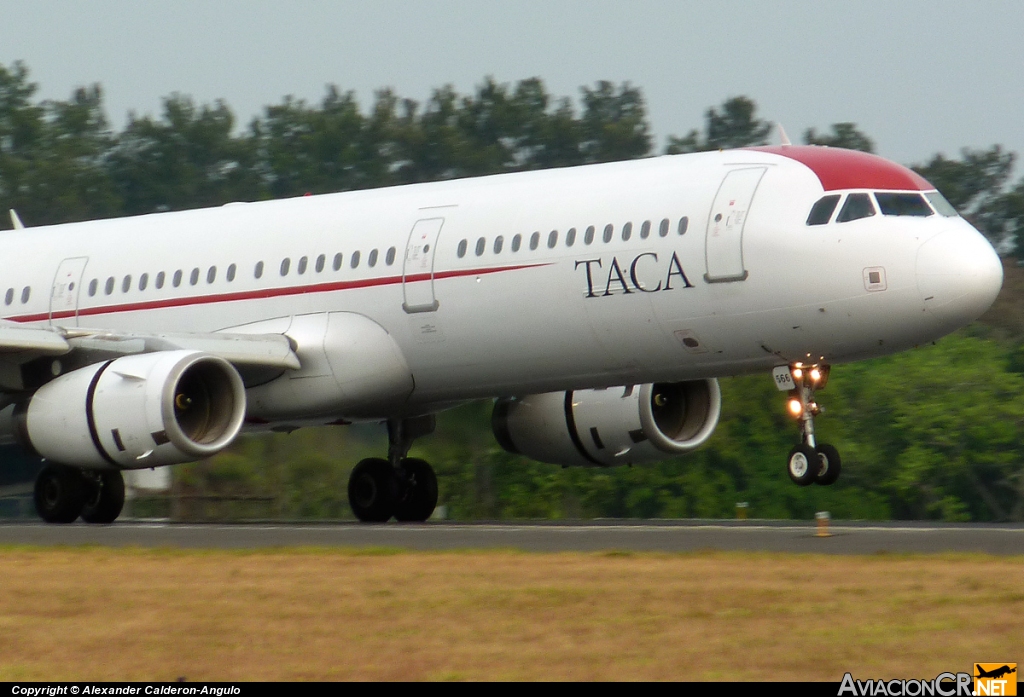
[315, 254, 325, 272]
[254, 262, 264, 279]
[476, 237, 486, 256]
[836, 194, 876, 223]
[659, 219, 670, 237]
[156, 272, 165, 289]
[806, 195, 841, 225]
[106, 277, 115, 294]
[139, 273, 148, 291]
[298, 256, 308, 274]
[678, 217, 689, 235]
[190, 268, 200, 286]
[351, 251, 361, 268]
[494, 236, 504, 254]
[227, 264, 236, 282]
[547, 230, 558, 248]
[280, 258, 290, 276]
[566, 228, 577, 247]
[603, 224, 613, 243]
[4, 288, 12, 305]
[207, 266, 216, 283]
[584, 226, 595, 245]
[640, 221, 651, 239]
[88, 279, 98, 297]
[925, 191, 958, 217]
[386, 247, 396, 265]
[21, 287, 29, 304]
[530, 232, 540, 250]
[368, 249, 378, 267]
[511, 234, 522, 252]
[333, 253, 343, 271]
[622, 222, 632, 241]
[173, 271, 182, 288]
[457, 240, 468, 258]
[122, 275, 131, 293]
[875, 192, 933, 217]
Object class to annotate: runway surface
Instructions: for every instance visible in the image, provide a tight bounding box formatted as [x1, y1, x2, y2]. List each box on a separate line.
[1, 519, 1023, 554]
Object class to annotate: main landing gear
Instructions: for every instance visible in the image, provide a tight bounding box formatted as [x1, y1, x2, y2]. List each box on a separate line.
[778, 363, 841, 487]
[347, 415, 439, 523]
[34, 464, 126, 524]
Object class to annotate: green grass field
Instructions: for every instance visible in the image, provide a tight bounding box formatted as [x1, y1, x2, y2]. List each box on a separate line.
[0, 547, 1021, 681]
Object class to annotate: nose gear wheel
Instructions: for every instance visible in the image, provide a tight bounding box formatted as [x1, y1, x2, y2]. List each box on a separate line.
[779, 363, 842, 487]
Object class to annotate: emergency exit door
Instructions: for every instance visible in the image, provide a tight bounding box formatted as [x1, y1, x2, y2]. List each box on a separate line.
[704, 167, 766, 283]
[50, 257, 89, 325]
[402, 218, 444, 313]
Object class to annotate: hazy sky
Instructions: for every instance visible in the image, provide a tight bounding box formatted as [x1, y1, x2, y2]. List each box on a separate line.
[1, 1, 1021, 166]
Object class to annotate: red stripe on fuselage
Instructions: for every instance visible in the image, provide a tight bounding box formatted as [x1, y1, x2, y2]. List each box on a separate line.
[7, 262, 550, 324]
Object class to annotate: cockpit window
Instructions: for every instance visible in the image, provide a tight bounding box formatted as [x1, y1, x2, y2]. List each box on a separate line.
[925, 191, 959, 217]
[874, 192, 933, 217]
[836, 193, 876, 223]
[806, 195, 840, 226]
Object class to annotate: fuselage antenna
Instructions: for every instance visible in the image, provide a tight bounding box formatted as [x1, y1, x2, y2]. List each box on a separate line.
[777, 123, 792, 146]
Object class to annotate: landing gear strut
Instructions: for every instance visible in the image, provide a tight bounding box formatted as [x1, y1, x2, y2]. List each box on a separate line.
[347, 415, 438, 523]
[35, 465, 125, 524]
[778, 363, 842, 487]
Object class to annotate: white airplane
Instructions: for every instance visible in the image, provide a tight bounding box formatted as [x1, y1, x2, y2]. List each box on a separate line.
[0, 144, 1002, 524]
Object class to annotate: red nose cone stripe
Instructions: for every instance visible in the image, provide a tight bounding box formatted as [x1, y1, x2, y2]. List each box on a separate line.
[747, 145, 934, 192]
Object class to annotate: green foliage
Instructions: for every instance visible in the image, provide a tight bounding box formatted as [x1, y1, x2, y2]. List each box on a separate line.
[0, 63, 120, 225]
[666, 96, 771, 154]
[109, 95, 262, 215]
[803, 123, 875, 153]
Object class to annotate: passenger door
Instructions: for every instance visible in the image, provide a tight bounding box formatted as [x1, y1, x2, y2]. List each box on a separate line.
[402, 218, 444, 313]
[49, 257, 89, 326]
[704, 167, 766, 283]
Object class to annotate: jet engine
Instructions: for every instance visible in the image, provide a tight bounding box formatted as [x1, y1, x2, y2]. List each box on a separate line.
[16, 350, 246, 469]
[492, 380, 721, 467]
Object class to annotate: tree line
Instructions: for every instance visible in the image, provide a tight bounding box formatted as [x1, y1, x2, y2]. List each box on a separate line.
[3, 61, 1024, 521]
[3, 61, 1024, 252]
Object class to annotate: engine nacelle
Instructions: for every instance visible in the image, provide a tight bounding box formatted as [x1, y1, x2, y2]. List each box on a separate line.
[17, 350, 246, 469]
[492, 379, 721, 467]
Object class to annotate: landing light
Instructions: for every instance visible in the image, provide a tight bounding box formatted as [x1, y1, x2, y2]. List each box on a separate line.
[792, 368, 803, 380]
[787, 399, 803, 417]
[810, 368, 822, 383]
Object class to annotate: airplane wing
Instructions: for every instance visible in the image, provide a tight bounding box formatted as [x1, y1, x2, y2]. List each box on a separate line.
[0, 319, 71, 354]
[0, 321, 300, 391]
[64, 330, 300, 368]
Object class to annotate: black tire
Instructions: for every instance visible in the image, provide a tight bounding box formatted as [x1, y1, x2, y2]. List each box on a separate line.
[80, 470, 126, 524]
[787, 444, 820, 487]
[814, 444, 842, 486]
[34, 465, 86, 524]
[394, 458, 438, 523]
[348, 458, 397, 522]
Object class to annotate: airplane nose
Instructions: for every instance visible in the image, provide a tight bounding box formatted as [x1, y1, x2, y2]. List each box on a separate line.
[917, 228, 1003, 327]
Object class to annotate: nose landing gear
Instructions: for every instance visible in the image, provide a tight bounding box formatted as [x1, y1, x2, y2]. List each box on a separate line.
[347, 415, 439, 523]
[775, 363, 842, 487]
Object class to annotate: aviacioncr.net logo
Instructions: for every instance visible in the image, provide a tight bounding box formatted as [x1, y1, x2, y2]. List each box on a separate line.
[974, 664, 1017, 696]
[838, 672, 973, 696]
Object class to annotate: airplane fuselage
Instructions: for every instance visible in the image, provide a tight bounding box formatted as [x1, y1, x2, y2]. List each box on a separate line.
[0, 146, 1002, 423]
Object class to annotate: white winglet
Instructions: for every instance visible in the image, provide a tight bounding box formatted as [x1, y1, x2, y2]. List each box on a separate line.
[9, 210, 24, 230]
[777, 123, 792, 146]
